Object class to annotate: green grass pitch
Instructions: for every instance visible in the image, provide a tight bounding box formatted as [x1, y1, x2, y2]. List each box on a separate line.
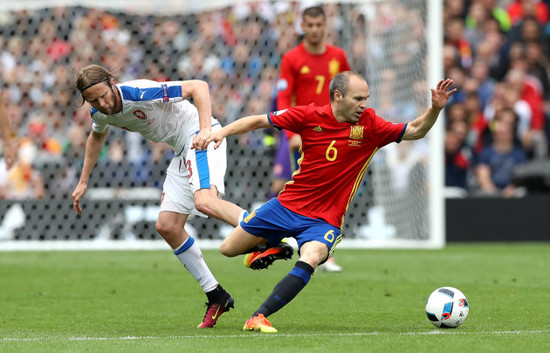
[1, 243, 549, 352]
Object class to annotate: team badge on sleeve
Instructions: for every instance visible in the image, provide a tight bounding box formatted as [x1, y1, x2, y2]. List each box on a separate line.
[276, 79, 288, 92]
[271, 109, 288, 116]
[133, 110, 147, 119]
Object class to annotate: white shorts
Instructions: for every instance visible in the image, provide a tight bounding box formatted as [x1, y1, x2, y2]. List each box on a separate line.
[160, 131, 227, 217]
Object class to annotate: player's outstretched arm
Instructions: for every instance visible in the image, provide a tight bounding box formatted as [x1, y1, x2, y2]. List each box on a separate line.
[196, 114, 272, 150]
[182, 80, 213, 148]
[72, 129, 108, 215]
[402, 79, 457, 141]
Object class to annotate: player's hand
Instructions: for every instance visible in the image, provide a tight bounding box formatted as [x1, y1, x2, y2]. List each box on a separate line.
[203, 131, 225, 150]
[72, 182, 88, 215]
[431, 79, 457, 110]
[192, 129, 212, 150]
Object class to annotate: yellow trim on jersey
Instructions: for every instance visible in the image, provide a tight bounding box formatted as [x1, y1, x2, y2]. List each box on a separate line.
[343, 147, 379, 223]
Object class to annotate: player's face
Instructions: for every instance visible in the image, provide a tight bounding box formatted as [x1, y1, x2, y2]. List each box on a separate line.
[337, 77, 369, 123]
[82, 80, 120, 115]
[302, 15, 326, 45]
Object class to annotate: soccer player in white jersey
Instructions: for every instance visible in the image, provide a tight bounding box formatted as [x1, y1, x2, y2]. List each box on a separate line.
[71, 64, 247, 328]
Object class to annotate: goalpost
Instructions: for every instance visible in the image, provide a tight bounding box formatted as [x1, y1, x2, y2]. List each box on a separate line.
[0, 0, 444, 251]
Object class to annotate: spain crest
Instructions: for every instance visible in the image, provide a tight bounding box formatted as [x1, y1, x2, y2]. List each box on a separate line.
[349, 125, 363, 140]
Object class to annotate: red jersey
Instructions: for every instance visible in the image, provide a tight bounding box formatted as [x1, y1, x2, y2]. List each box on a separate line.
[268, 104, 407, 228]
[277, 43, 351, 110]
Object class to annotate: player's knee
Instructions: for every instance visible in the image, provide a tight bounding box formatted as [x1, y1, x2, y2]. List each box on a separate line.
[299, 244, 329, 267]
[155, 219, 177, 237]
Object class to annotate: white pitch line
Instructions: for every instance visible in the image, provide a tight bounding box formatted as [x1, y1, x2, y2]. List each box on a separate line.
[2, 330, 549, 342]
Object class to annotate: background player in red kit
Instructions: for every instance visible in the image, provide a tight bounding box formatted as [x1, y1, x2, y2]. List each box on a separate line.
[194, 72, 457, 332]
[271, 5, 350, 271]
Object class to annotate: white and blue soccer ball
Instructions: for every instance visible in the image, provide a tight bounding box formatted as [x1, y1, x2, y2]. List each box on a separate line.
[425, 286, 469, 328]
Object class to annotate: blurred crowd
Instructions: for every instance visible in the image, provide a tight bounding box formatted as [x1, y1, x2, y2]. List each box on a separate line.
[443, 0, 550, 197]
[0, 0, 548, 201]
[0, 2, 367, 201]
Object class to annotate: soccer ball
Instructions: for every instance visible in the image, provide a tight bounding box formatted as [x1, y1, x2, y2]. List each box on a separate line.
[425, 286, 469, 328]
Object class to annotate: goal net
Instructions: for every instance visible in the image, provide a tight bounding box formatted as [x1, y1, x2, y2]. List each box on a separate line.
[0, 0, 443, 250]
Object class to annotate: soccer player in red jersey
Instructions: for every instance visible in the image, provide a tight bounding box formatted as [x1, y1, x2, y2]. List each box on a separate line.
[276, 6, 351, 109]
[272, 5, 351, 271]
[194, 72, 457, 332]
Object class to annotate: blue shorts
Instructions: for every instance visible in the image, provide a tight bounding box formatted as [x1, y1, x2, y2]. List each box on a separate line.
[240, 198, 342, 257]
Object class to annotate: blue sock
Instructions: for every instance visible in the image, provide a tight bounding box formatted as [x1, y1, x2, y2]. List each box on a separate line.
[254, 261, 314, 317]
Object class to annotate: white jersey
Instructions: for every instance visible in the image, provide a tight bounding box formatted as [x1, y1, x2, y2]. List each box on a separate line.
[90, 79, 218, 155]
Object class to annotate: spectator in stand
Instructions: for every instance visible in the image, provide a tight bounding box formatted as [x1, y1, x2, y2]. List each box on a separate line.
[464, 2, 494, 51]
[484, 82, 532, 152]
[466, 0, 511, 32]
[476, 108, 527, 197]
[444, 44, 460, 74]
[508, 16, 549, 57]
[505, 67, 547, 158]
[444, 0, 467, 22]
[463, 92, 488, 153]
[445, 16, 473, 69]
[507, 0, 549, 26]
[272, 5, 351, 272]
[470, 59, 496, 109]
[524, 41, 550, 100]
[445, 119, 473, 193]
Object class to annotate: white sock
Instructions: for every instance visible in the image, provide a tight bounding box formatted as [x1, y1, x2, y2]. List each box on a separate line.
[174, 237, 218, 293]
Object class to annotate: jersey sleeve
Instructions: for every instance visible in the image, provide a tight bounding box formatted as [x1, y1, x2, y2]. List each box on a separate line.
[90, 109, 108, 133]
[276, 53, 295, 110]
[372, 113, 407, 147]
[118, 80, 184, 104]
[268, 106, 307, 134]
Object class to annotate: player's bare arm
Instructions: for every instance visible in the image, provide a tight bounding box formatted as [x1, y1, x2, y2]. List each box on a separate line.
[72, 129, 108, 215]
[402, 79, 457, 141]
[183, 80, 213, 148]
[200, 114, 272, 150]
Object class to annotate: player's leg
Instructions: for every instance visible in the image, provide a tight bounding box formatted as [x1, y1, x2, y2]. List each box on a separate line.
[235, 199, 295, 269]
[243, 241, 325, 333]
[159, 155, 233, 328]
[194, 185, 245, 227]
[219, 225, 268, 257]
[188, 132, 247, 227]
[243, 220, 341, 332]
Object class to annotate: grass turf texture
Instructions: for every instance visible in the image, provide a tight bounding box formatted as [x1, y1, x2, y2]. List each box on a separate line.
[1, 243, 549, 353]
